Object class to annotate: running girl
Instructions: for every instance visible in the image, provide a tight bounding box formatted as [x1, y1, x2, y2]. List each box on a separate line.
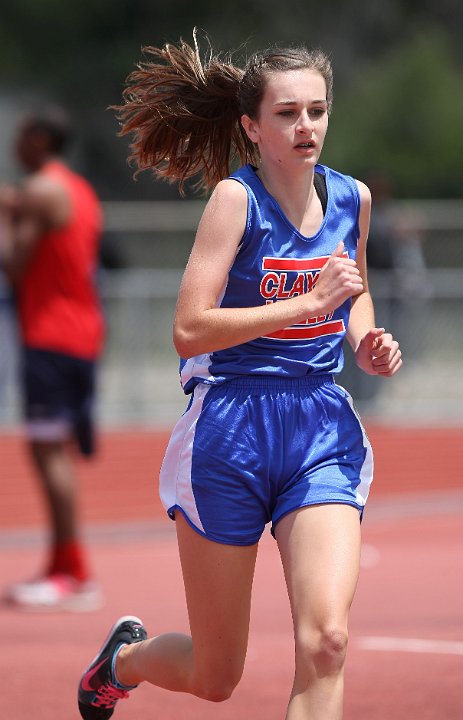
[78, 30, 402, 720]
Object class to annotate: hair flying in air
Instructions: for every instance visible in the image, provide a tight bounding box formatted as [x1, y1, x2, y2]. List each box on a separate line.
[114, 29, 333, 194]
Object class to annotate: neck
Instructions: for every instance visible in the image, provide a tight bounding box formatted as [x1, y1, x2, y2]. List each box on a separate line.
[257, 161, 317, 217]
[24, 155, 60, 174]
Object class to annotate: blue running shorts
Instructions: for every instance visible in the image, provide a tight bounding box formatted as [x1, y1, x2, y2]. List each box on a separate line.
[21, 347, 97, 456]
[160, 375, 373, 545]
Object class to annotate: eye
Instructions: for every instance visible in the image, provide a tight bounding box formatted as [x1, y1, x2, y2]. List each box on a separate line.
[277, 110, 295, 117]
[310, 107, 326, 118]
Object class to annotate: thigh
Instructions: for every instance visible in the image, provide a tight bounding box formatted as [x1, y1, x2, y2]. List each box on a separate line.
[272, 382, 374, 530]
[176, 512, 258, 682]
[275, 504, 361, 631]
[22, 348, 62, 413]
[161, 382, 270, 545]
[22, 348, 96, 455]
[22, 348, 72, 441]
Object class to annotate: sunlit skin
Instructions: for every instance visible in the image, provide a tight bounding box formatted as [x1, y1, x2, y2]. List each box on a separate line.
[170, 67, 401, 377]
[238, 69, 402, 378]
[241, 69, 329, 237]
[244, 69, 328, 164]
[112, 62, 402, 720]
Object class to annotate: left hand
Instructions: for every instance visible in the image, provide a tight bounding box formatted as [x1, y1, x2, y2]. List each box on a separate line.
[355, 327, 402, 377]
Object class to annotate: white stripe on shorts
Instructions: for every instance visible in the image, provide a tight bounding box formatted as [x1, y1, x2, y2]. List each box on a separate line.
[343, 389, 374, 507]
[25, 418, 72, 443]
[159, 383, 211, 533]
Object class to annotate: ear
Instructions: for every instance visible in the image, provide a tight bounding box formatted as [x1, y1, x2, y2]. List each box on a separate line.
[240, 114, 260, 144]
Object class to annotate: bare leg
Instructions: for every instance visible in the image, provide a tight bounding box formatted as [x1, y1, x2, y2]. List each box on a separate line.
[117, 512, 258, 702]
[29, 439, 78, 544]
[275, 504, 361, 720]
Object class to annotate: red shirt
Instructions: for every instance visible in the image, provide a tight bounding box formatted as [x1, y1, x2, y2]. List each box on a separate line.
[17, 161, 104, 360]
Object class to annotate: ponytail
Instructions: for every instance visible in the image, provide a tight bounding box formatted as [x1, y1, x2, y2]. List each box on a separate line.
[114, 30, 257, 194]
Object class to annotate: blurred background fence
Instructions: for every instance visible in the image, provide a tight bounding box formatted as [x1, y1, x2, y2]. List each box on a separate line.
[1, 198, 462, 428]
[1, 0, 463, 429]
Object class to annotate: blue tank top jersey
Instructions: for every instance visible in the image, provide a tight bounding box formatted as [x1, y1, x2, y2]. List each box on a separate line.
[180, 163, 361, 394]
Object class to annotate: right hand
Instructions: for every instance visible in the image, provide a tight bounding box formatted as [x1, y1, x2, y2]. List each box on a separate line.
[311, 241, 363, 314]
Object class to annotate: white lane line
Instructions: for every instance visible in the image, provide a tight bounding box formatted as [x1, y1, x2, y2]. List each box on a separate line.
[357, 636, 463, 656]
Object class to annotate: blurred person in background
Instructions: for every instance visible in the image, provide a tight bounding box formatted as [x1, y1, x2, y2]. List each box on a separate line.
[0, 266, 18, 420]
[0, 106, 105, 611]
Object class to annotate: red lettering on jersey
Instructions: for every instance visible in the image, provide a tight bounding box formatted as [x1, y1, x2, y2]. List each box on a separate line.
[305, 313, 330, 325]
[260, 256, 349, 341]
[277, 272, 291, 298]
[262, 257, 330, 271]
[265, 319, 345, 341]
[288, 273, 305, 297]
[306, 272, 319, 292]
[260, 272, 279, 299]
[262, 253, 348, 273]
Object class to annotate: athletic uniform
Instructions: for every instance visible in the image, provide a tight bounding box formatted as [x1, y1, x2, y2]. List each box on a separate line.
[160, 164, 373, 544]
[16, 160, 104, 454]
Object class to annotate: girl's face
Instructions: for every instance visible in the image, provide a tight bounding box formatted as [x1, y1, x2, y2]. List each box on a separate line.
[242, 68, 329, 170]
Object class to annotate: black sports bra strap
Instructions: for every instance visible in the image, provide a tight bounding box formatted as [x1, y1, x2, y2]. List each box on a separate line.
[314, 172, 328, 216]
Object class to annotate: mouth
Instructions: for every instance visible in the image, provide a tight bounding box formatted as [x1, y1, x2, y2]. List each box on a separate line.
[295, 140, 315, 149]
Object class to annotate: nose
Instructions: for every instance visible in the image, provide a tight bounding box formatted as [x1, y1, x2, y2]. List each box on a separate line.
[296, 110, 313, 134]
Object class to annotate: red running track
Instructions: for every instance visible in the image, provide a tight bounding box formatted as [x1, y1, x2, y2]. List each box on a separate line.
[1, 425, 463, 719]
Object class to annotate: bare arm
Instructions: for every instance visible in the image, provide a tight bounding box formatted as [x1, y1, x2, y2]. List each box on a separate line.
[0, 174, 70, 283]
[347, 180, 402, 377]
[174, 179, 364, 359]
[346, 180, 375, 351]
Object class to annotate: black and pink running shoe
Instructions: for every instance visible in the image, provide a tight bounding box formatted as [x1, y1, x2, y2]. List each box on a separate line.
[78, 615, 147, 719]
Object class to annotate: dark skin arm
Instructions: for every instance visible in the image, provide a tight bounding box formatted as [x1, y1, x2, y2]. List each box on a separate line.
[0, 173, 70, 284]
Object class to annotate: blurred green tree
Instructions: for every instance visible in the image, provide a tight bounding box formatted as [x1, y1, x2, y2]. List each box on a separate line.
[323, 29, 463, 198]
[0, 0, 462, 198]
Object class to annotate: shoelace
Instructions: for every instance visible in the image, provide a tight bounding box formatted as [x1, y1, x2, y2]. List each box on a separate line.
[93, 683, 129, 708]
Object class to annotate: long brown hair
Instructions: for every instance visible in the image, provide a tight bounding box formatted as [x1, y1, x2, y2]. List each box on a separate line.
[115, 29, 333, 194]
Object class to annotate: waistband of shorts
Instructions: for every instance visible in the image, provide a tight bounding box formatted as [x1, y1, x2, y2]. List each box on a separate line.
[221, 374, 335, 390]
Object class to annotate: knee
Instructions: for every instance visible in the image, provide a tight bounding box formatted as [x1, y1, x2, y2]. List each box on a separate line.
[297, 626, 349, 677]
[318, 627, 349, 673]
[193, 667, 242, 703]
[195, 681, 236, 703]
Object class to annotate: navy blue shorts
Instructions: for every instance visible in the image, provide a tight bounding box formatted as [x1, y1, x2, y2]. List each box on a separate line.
[21, 347, 97, 456]
[160, 375, 373, 545]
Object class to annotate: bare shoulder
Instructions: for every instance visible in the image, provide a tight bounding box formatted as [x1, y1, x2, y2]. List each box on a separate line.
[215, 177, 248, 201]
[23, 173, 66, 202]
[354, 178, 372, 207]
[22, 173, 70, 226]
[196, 178, 248, 245]
[204, 178, 248, 216]
[177, 179, 248, 309]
